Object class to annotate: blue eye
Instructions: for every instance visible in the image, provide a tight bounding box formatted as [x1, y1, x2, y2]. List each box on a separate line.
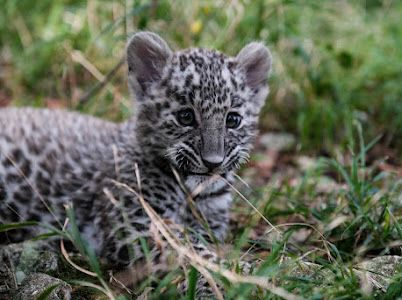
[226, 112, 242, 128]
[177, 109, 196, 126]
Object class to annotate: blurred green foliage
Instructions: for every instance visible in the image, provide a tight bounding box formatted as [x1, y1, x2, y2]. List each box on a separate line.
[1, 0, 401, 157]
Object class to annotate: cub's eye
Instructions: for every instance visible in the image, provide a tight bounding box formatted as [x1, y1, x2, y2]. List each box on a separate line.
[177, 109, 196, 127]
[226, 112, 242, 129]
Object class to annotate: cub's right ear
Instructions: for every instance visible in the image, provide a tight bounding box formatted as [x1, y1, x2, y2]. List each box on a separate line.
[126, 32, 172, 99]
[236, 42, 272, 90]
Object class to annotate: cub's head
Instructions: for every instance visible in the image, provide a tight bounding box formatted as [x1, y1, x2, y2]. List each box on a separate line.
[127, 32, 271, 177]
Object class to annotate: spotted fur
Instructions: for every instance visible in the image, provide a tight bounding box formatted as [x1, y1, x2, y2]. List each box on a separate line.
[0, 32, 271, 270]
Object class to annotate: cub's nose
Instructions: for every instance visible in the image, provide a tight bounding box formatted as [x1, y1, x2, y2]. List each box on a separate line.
[202, 155, 224, 171]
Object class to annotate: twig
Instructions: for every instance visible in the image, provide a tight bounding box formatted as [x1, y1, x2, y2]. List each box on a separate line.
[60, 218, 97, 277]
[78, 56, 125, 104]
[170, 167, 218, 243]
[71, 50, 106, 81]
[221, 176, 282, 235]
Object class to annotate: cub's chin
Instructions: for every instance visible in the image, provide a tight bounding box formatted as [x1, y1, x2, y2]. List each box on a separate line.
[184, 174, 228, 196]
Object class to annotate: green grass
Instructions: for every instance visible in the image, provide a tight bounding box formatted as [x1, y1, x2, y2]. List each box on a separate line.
[1, 0, 402, 299]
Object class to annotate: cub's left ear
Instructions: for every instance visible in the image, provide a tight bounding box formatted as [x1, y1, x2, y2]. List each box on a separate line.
[236, 42, 272, 90]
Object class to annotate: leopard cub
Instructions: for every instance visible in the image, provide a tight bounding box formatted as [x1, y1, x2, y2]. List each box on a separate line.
[0, 32, 271, 266]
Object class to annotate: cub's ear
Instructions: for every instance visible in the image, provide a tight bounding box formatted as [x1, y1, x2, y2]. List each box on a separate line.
[236, 42, 272, 90]
[126, 32, 172, 98]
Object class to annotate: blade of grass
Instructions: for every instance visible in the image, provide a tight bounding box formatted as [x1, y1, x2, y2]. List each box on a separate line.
[186, 266, 198, 300]
[0, 221, 38, 232]
[36, 283, 61, 300]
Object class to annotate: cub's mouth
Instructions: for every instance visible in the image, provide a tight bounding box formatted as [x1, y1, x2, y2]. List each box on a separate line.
[186, 171, 207, 175]
[186, 171, 211, 176]
[183, 170, 225, 177]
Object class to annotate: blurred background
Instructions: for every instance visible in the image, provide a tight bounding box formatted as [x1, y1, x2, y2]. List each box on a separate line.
[0, 0, 401, 161]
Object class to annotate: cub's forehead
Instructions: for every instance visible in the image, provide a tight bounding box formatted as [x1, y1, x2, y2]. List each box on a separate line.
[159, 48, 247, 111]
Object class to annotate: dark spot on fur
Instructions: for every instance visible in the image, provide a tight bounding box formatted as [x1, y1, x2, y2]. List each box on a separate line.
[36, 171, 51, 186]
[142, 190, 151, 199]
[28, 212, 41, 221]
[164, 203, 174, 211]
[20, 160, 31, 177]
[2, 157, 13, 168]
[152, 205, 165, 216]
[0, 181, 6, 200]
[37, 182, 51, 196]
[185, 74, 193, 87]
[27, 140, 42, 155]
[134, 209, 144, 217]
[61, 162, 73, 173]
[11, 149, 23, 163]
[6, 173, 22, 183]
[117, 245, 130, 262]
[131, 222, 147, 231]
[153, 192, 166, 200]
[13, 191, 29, 204]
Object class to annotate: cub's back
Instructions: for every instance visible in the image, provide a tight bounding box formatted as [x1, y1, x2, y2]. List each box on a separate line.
[0, 108, 119, 179]
[0, 107, 118, 143]
[0, 108, 119, 229]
